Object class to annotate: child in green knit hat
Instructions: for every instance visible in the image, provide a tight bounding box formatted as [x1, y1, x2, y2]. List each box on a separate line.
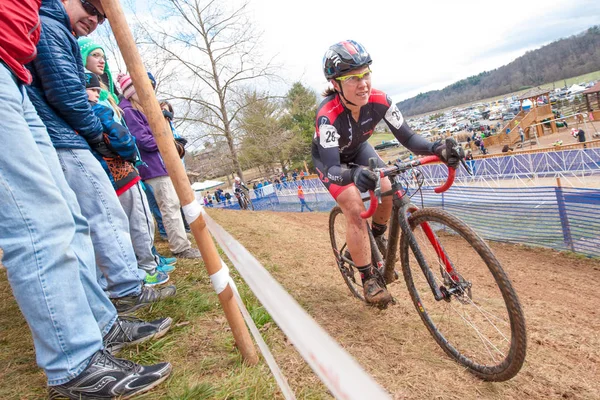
[78, 37, 119, 107]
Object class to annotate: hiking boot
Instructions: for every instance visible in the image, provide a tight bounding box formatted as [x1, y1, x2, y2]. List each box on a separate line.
[111, 285, 177, 314]
[374, 234, 388, 257]
[157, 263, 175, 274]
[48, 350, 171, 399]
[103, 316, 173, 354]
[144, 271, 169, 286]
[363, 277, 393, 306]
[174, 248, 202, 260]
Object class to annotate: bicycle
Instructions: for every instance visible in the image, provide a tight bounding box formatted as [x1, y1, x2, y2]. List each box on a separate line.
[237, 188, 254, 211]
[328, 152, 527, 382]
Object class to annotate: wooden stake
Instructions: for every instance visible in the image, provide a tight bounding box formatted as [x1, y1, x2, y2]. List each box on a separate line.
[100, 0, 257, 365]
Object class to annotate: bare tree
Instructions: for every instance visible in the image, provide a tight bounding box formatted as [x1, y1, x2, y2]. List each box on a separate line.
[134, 0, 279, 180]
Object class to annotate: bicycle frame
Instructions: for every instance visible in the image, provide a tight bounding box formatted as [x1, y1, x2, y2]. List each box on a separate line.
[367, 156, 462, 302]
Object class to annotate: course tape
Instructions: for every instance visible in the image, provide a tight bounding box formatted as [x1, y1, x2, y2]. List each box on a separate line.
[210, 260, 234, 295]
[227, 274, 297, 400]
[202, 209, 391, 400]
[182, 200, 202, 224]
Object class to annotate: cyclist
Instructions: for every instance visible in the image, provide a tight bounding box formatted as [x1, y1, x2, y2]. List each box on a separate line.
[313, 40, 463, 306]
[232, 176, 250, 209]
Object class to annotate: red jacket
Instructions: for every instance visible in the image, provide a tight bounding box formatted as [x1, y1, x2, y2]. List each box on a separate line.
[0, 0, 42, 84]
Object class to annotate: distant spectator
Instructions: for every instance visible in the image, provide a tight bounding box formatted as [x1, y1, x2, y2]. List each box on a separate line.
[575, 128, 586, 148]
[297, 185, 313, 212]
[519, 126, 525, 143]
[501, 144, 513, 153]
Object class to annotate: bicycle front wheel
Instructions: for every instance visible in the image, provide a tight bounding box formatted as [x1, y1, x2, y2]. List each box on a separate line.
[400, 208, 526, 381]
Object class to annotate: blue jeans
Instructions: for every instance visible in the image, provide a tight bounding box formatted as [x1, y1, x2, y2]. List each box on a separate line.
[143, 182, 167, 238]
[0, 63, 117, 385]
[56, 148, 145, 298]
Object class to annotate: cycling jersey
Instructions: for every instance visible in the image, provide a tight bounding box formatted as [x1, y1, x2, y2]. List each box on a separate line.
[312, 89, 436, 196]
[232, 181, 248, 197]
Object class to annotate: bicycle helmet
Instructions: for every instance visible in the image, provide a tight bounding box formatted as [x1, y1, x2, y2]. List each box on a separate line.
[322, 40, 372, 80]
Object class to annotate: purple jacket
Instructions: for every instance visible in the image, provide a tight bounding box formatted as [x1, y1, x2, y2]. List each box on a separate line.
[119, 97, 167, 180]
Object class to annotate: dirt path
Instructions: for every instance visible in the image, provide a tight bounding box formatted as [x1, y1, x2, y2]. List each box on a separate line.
[209, 209, 600, 399]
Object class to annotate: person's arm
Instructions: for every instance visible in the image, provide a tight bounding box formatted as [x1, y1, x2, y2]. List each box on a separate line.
[93, 104, 138, 162]
[381, 98, 435, 155]
[122, 107, 158, 152]
[30, 23, 102, 143]
[314, 118, 354, 186]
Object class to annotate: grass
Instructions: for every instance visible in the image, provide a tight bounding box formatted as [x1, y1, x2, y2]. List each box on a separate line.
[0, 241, 290, 399]
[367, 132, 395, 145]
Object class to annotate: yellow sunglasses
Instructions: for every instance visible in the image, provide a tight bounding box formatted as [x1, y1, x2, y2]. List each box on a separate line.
[336, 69, 372, 83]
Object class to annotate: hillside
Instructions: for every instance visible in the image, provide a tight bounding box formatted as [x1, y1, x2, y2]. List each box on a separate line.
[398, 26, 600, 116]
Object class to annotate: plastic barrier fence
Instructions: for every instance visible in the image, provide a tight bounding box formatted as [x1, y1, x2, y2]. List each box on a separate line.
[206, 181, 600, 258]
[421, 148, 600, 182]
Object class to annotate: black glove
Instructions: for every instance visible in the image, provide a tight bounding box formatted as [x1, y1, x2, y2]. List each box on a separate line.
[89, 140, 118, 159]
[433, 138, 464, 168]
[352, 166, 378, 192]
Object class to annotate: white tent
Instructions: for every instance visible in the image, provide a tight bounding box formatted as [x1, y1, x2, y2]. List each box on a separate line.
[191, 180, 224, 192]
[568, 84, 586, 94]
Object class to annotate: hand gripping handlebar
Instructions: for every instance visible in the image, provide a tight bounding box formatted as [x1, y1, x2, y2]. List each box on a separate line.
[359, 156, 456, 219]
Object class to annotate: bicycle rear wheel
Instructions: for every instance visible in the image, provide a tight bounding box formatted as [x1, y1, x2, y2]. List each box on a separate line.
[329, 206, 365, 301]
[247, 196, 254, 211]
[400, 208, 526, 381]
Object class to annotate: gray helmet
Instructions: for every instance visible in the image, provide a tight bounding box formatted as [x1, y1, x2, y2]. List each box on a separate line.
[322, 40, 372, 80]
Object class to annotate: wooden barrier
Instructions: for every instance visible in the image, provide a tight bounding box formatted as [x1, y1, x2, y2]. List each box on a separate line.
[100, 0, 258, 365]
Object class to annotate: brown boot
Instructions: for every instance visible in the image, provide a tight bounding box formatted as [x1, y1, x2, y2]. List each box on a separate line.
[363, 277, 392, 306]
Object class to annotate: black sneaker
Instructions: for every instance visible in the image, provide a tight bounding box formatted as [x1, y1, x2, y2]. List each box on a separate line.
[173, 248, 202, 259]
[48, 350, 171, 399]
[103, 316, 173, 354]
[111, 285, 177, 314]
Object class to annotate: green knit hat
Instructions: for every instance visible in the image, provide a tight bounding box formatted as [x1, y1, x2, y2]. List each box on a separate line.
[78, 37, 118, 104]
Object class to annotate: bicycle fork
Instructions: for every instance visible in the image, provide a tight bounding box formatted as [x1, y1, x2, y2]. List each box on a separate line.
[394, 198, 451, 302]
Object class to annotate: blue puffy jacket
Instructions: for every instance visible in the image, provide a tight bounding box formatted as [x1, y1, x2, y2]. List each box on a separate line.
[25, 0, 103, 149]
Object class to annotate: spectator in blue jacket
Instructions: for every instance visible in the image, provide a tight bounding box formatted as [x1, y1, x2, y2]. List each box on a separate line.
[25, 0, 176, 308]
[1, 0, 172, 397]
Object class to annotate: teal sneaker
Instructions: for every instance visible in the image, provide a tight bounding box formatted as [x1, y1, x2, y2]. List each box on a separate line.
[144, 271, 169, 287]
[159, 255, 177, 266]
[157, 263, 175, 274]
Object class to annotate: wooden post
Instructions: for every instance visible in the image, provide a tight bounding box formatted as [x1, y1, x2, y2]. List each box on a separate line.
[100, 0, 257, 365]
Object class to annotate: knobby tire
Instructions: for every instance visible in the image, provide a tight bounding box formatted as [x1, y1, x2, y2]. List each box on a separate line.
[400, 208, 527, 381]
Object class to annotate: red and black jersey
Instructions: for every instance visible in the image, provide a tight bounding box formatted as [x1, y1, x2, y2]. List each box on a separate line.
[312, 89, 435, 187]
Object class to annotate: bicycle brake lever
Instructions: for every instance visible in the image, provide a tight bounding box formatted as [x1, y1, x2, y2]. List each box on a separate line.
[368, 158, 382, 204]
[460, 158, 473, 176]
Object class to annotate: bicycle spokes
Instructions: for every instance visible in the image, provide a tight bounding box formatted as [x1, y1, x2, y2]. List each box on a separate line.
[402, 209, 526, 381]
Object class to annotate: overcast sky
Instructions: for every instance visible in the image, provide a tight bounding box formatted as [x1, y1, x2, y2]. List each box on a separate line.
[119, 0, 600, 103]
[244, 0, 600, 102]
